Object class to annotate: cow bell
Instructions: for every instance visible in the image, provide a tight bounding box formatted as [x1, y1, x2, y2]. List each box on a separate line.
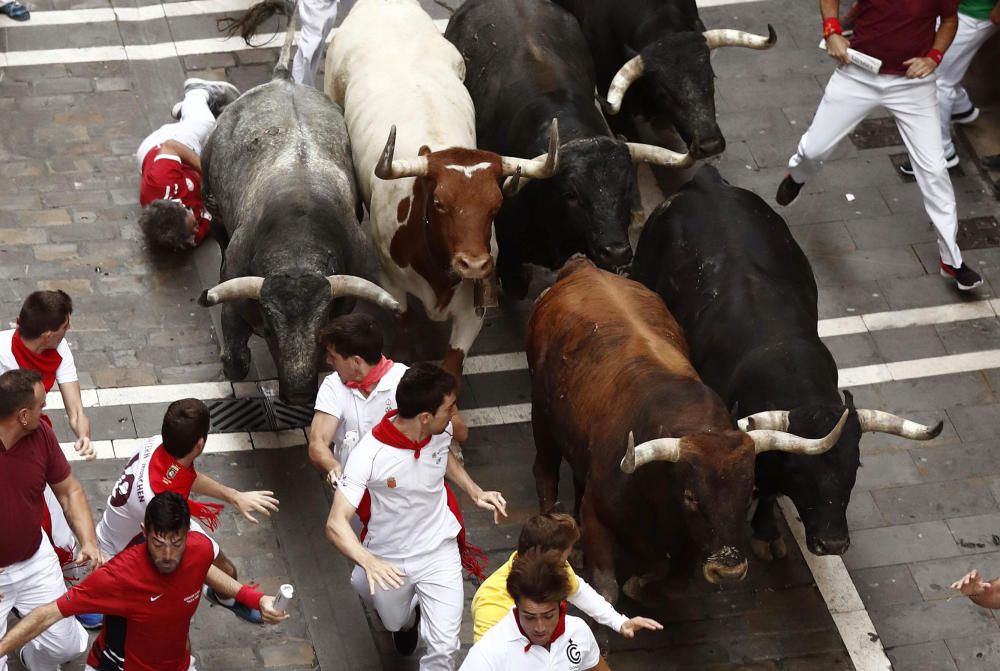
[473, 274, 499, 317]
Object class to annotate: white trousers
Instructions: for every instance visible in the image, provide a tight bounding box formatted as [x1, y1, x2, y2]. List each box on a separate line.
[0, 541, 89, 671]
[936, 12, 998, 156]
[351, 540, 463, 671]
[41, 486, 87, 585]
[292, 0, 339, 87]
[135, 89, 216, 172]
[788, 64, 962, 267]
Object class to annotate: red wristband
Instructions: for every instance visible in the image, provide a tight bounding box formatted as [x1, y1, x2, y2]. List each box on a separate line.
[926, 49, 944, 65]
[823, 18, 843, 38]
[235, 585, 264, 611]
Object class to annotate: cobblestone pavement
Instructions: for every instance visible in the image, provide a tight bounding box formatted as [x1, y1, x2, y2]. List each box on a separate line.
[3, 0, 1000, 668]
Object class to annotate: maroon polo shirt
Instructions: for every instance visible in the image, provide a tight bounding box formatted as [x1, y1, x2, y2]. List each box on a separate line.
[0, 421, 72, 566]
[850, 0, 959, 75]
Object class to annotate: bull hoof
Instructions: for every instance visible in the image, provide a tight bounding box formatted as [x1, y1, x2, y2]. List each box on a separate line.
[751, 537, 787, 561]
[622, 575, 645, 601]
[622, 573, 664, 603]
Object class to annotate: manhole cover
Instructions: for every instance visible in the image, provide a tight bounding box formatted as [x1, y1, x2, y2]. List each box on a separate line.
[208, 398, 272, 433]
[889, 152, 965, 183]
[268, 399, 314, 430]
[957, 216, 1000, 250]
[850, 118, 903, 149]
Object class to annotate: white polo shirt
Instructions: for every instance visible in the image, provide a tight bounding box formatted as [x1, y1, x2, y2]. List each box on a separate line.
[0, 329, 78, 384]
[314, 362, 408, 465]
[460, 609, 601, 671]
[337, 422, 459, 562]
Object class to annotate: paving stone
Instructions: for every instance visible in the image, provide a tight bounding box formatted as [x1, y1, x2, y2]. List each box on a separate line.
[92, 366, 158, 388]
[36, 278, 94, 295]
[878, 273, 994, 310]
[784, 186, 893, 227]
[871, 478, 998, 526]
[845, 212, 940, 250]
[844, 520, 960, 570]
[946, 632, 1000, 670]
[851, 563, 923, 609]
[16, 208, 72, 227]
[854, 451, 922, 492]
[871, 372, 995, 413]
[868, 597, 998, 648]
[909, 551, 1000, 601]
[816, 281, 890, 318]
[847, 489, 885, 530]
[911, 441, 1000, 485]
[32, 77, 96, 96]
[788, 221, 857, 254]
[85, 405, 139, 441]
[872, 325, 948, 363]
[257, 639, 317, 668]
[810, 247, 924, 286]
[887, 640, 960, 671]
[823, 331, 882, 368]
[937, 318, 1000, 357]
[0, 228, 48, 246]
[946, 405, 1000, 443]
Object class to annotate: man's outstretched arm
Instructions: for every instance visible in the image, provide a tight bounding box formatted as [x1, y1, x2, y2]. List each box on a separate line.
[0, 603, 64, 659]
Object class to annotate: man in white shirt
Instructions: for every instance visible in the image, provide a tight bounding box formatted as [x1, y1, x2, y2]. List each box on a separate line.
[460, 548, 610, 671]
[325, 363, 507, 671]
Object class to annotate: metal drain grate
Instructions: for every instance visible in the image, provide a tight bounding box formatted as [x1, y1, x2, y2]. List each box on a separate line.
[850, 118, 903, 149]
[889, 152, 965, 183]
[957, 216, 1000, 250]
[207, 396, 315, 433]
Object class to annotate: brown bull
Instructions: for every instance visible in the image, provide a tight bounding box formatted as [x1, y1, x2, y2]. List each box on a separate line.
[527, 258, 846, 603]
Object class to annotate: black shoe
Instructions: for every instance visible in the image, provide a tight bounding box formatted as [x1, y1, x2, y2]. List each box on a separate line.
[983, 154, 1000, 171]
[899, 152, 959, 176]
[392, 606, 420, 657]
[775, 174, 803, 206]
[940, 260, 983, 291]
[182, 78, 241, 117]
[951, 106, 979, 124]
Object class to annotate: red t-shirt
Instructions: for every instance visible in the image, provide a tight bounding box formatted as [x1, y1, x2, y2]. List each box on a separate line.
[0, 421, 71, 566]
[56, 531, 217, 671]
[850, 0, 959, 75]
[138, 146, 211, 245]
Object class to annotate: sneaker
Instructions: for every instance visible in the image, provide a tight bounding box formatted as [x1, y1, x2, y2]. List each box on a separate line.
[951, 106, 979, 124]
[11, 607, 21, 619]
[775, 173, 804, 206]
[940, 260, 983, 291]
[170, 100, 183, 121]
[19, 647, 31, 670]
[182, 78, 241, 117]
[899, 153, 959, 176]
[392, 605, 420, 657]
[76, 612, 104, 630]
[204, 586, 263, 624]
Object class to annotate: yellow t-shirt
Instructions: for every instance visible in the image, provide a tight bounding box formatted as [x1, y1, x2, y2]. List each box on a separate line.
[471, 551, 581, 642]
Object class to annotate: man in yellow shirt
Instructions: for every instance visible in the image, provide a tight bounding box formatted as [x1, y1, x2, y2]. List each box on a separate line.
[471, 513, 661, 642]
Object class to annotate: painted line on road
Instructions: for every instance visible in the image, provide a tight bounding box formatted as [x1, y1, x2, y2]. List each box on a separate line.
[0, 0, 259, 27]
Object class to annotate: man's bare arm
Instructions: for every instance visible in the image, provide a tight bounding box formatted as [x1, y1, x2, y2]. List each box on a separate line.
[158, 140, 202, 171]
[50, 473, 103, 569]
[59, 381, 92, 457]
[0, 603, 64, 658]
[325, 490, 406, 594]
[307, 411, 342, 484]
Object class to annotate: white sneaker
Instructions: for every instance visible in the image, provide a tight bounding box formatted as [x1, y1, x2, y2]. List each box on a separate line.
[182, 78, 241, 116]
[898, 152, 959, 176]
[951, 106, 979, 125]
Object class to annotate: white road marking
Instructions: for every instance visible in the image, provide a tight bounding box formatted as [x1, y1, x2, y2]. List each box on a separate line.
[0, 0, 260, 27]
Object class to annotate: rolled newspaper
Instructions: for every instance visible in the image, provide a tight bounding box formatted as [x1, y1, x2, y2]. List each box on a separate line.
[818, 38, 883, 74]
[272, 584, 294, 613]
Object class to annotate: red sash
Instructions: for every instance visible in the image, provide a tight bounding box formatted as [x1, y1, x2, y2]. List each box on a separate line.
[356, 411, 488, 580]
[149, 445, 224, 531]
[345, 356, 395, 396]
[514, 601, 568, 652]
[11, 329, 61, 392]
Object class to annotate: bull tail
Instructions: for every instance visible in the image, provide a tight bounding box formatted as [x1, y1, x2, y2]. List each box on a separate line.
[216, 0, 293, 45]
[273, 0, 300, 80]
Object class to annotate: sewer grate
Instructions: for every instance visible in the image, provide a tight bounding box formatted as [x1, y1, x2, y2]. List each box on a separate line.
[889, 152, 966, 183]
[207, 395, 315, 433]
[957, 216, 1000, 250]
[267, 399, 315, 430]
[850, 118, 903, 149]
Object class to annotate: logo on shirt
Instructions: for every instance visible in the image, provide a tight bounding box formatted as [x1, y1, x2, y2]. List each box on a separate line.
[566, 639, 581, 664]
[163, 464, 180, 484]
[110, 473, 135, 508]
[387, 477, 397, 489]
[184, 590, 201, 604]
[150, 594, 164, 602]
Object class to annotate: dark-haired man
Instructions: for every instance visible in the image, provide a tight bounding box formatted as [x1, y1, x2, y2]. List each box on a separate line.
[0, 369, 100, 671]
[137, 78, 240, 251]
[95, 398, 278, 624]
[326, 362, 506, 671]
[460, 549, 609, 671]
[0, 492, 288, 671]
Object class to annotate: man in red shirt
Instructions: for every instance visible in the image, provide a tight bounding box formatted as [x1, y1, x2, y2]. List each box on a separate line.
[0, 369, 102, 671]
[775, 0, 984, 292]
[137, 78, 240, 251]
[0, 492, 288, 671]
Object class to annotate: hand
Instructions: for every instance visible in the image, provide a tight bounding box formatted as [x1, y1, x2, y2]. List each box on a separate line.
[474, 490, 508, 525]
[326, 459, 343, 489]
[826, 33, 850, 65]
[619, 616, 663, 638]
[258, 595, 291, 624]
[903, 56, 937, 79]
[951, 569, 990, 596]
[76, 543, 106, 571]
[990, 3, 999, 25]
[74, 436, 96, 460]
[231, 490, 280, 524]
[362, 557, 407, 594]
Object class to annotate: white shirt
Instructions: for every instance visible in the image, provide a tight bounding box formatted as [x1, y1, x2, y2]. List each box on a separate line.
[338, 422, 460, 561]
[461, 609, 601, 671]
[0, 328, 78, 384]
[314, 362, 408, 465]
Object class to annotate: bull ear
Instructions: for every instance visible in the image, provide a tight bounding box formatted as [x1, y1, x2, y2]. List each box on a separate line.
[624, 44, 639, 60]
[842, 389, 855, 409]
[730, 401, 741, 423]
[418, 145, 432, 157]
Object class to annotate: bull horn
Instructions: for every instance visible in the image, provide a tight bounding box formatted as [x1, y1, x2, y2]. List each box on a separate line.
[500, 118, 560, 179]
[605, 55, 644, 115]
[703, 24, 777, 50]
[620, 430, 683, 473]
[198, 277, 265, 306]
[374, 125, 429, 180]
[626, 143, 694, 168]
[737, 410, 790, 432]
[502, 166, 523, 197]
[750, 409, 848, 455]
[857, 409, 943, 440]
[327, 276, 403, 314]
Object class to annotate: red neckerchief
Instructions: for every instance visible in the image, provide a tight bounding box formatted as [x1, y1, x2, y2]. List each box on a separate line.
[357, 410, 488, 580]
[513, 602, 568, 652]
[345, 356, 394, 396]
[11, 329, 61, 392]
[149, 445, 224, 531]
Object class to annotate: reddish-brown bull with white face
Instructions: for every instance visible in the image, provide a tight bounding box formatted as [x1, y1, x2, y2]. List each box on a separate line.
[527, 258, 847, 603]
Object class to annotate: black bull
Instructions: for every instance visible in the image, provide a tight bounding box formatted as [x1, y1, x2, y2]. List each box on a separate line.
[631, 165, 943, 558]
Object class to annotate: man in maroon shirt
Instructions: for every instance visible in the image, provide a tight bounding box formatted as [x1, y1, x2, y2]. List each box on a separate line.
[136, 78, 240, 251]
[774, 0, 983, 292]
[0, 492, 288, 671]
[0, 369, 102, 671]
